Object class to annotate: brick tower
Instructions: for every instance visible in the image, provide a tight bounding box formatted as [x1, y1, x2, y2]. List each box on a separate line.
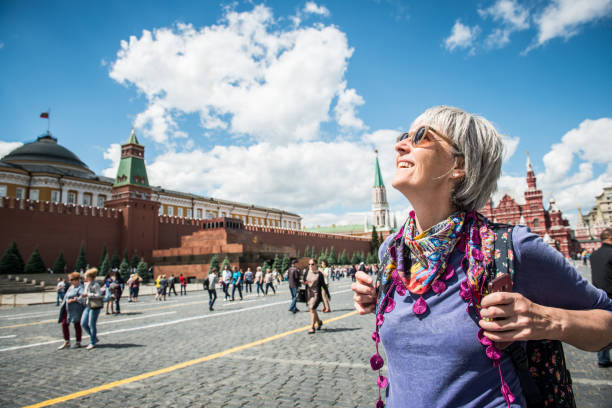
[105, 129, 160, 262]
[371, 150, 391, 230]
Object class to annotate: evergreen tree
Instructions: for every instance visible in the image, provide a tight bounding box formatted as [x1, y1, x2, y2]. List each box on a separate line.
[328, 247, 337, 265]
[122, 248, 129, 264]
[98, 245, 107, 270]
[310, 246, 317, 259]
[75, 242, 87, 272]
[0, 241, 25, 275]
[371, 226, 380, 254]
[350, 252, 360, 265]
[339, 249, 349, 265]
[136, 258, 149, 283]
[317, 251, 327, 266]
[296, 249, 300, 258]
[366, 252, 377, 265]
[110, 252, 121, 269]
[304, 246, 309, 259]
[281, 254, 290, 274]
[52, 252, 67, 275]
[262, 260, 271, 273]
[209, 254, 220, 272]
[119, 258, 130, 281]
[130, 250, 140, 269]
[272, 254, 281, 272]
[99, 254, 110, 277]
[359, 251, 367, 263]
[221, 256, 231, 271]
[25, 248, 46, 274]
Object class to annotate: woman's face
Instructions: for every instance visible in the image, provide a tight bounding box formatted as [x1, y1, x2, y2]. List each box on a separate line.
[391, 123, 457, 200]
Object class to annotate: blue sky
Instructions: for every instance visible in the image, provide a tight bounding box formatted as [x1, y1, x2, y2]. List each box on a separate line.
[1, 0, 611, 227]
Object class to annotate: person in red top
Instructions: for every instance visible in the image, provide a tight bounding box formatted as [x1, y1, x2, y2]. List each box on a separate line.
[179, 274, 187, 296]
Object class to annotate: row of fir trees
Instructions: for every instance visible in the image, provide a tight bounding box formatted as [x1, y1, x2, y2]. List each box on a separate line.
[0, 241, 152, 283]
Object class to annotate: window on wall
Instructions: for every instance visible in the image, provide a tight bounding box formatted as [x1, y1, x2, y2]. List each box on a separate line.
[67, 191, 77, 204]
[178, 208, 183, 217]
[97, 195, 106, 207]
[51, 190, 60, 202]
[221, 212, 226, 217]
[196, 209, 202, 219]
[83, 194, 92, 206]
[16, 187, 25, 199]
[158, 206, 163, 216]
[187, 208, 193, 218]
[29, 189, 39, 201]
[533, 218, 539, 227]
[168, 206, 174, 216]
[0, 185, 6, 197]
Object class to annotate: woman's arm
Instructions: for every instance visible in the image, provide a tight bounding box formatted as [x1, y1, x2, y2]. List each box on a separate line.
[479, 291, 612, 351]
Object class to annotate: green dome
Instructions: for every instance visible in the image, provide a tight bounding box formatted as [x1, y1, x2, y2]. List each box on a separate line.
[1, 132, 93, 174]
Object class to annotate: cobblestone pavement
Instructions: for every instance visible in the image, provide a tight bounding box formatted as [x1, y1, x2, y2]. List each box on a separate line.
[0, 267, 610, 408]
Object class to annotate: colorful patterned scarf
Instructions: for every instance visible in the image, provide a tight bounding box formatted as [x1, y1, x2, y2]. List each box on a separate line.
[400, 212, 464, 294]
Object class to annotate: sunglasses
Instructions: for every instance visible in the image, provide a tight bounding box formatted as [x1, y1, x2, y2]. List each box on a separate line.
[396, 126, 457, 149]
[309, 263, 315, 265]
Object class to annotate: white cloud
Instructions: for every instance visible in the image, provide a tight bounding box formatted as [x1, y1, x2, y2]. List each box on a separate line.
[527, 0, 612, 52]
[110, 4, 359, 145]
[0, 141, 23, 158]
[502, 135, 520, 162]
[303, 2, 330, 17]
[444, 20, 480, 52]
[478, 0, 530, 48]
[334, 82, 366, 130]
[0, 42, 4, 50]
[102, 143, 122, 178]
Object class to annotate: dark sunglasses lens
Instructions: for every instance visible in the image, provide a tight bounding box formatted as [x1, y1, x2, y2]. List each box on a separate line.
[413, 127, 426, 146]
[397, 132, 410, 143]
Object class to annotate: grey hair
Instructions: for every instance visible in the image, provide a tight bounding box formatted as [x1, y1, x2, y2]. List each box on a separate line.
[411, 106, 504, 212]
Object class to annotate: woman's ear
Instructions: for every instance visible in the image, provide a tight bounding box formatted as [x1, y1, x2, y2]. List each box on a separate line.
[451, 156, 465, 179]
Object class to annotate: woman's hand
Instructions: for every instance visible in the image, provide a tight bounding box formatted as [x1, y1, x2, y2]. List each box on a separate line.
[352, 271, 377, 314]
[479, 292, 557, 345]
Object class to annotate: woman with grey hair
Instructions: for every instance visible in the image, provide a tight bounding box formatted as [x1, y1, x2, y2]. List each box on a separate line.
[352, 106, 612, 408]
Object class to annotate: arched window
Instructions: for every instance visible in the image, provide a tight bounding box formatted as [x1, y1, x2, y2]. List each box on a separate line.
[533, 218, 539, 227]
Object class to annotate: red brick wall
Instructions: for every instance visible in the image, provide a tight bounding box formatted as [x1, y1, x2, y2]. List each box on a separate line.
[157, 216, 204, 250]
[0, 198, 122, 272]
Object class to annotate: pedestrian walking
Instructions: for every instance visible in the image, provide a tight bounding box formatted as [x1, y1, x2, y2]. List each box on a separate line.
[303, 259, 329, 334]
[244, 267, 254, 294]
[222, 265, 232, 301]
[111, 273, 124, 314]
[206, 268, 219, 311]
[103, 273, 114, 314]
[255, 266, 264, 296]
[160, 275, 168, 301]
[168, 274, 178, 296]
[57, 272, 85, 350]
[320, 260, 332, 313]
[352, 105, 612, 407]
[264, 268, 276, 295]
[81, 268, 103, 350]
[591, 227, 612, 368]
[179, 273, 187, 296]
[155, 274, 162, 301]
[131, 273, 141, 302]
[287, 259, 301, 313]
[231, 266, 243, 301]
[56, 277, 66, 306]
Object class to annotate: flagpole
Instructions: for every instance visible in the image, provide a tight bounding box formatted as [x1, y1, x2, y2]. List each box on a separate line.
[48, 108, 50, 133]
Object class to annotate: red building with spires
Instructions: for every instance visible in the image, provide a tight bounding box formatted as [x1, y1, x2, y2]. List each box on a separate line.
[480, 153, 575, 258]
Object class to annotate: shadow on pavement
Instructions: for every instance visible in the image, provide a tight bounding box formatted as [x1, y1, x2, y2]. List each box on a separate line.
[96, 343, 144, 349]
[320, 327, 361, 333]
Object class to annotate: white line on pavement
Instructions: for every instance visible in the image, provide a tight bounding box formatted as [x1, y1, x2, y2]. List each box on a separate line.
[0, 288, 354, 353]
[96, 312, 176, 326]
[572, 377, 612, 387]
[0, 334, 17, 339]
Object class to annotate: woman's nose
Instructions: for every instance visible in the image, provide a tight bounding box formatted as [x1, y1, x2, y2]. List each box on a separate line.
[395, 140, 411, 154]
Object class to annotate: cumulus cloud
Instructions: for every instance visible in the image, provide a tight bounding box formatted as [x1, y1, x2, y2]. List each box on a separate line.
[109, 4, 361, 145]
[527, 0, 612, 52]
[502, 135, 520, 162]
[102, 143, 122, 178]
[478, 0, 530, 48]
[0, 141, 23, 158]
[444, 20, 480, 53]
[303, 2, 330, 16]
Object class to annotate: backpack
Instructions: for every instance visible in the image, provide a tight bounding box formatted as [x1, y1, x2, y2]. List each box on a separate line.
[488, 224, 575, 408]
[377, 223, 576, 408]
[203, 277, 210, 290]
